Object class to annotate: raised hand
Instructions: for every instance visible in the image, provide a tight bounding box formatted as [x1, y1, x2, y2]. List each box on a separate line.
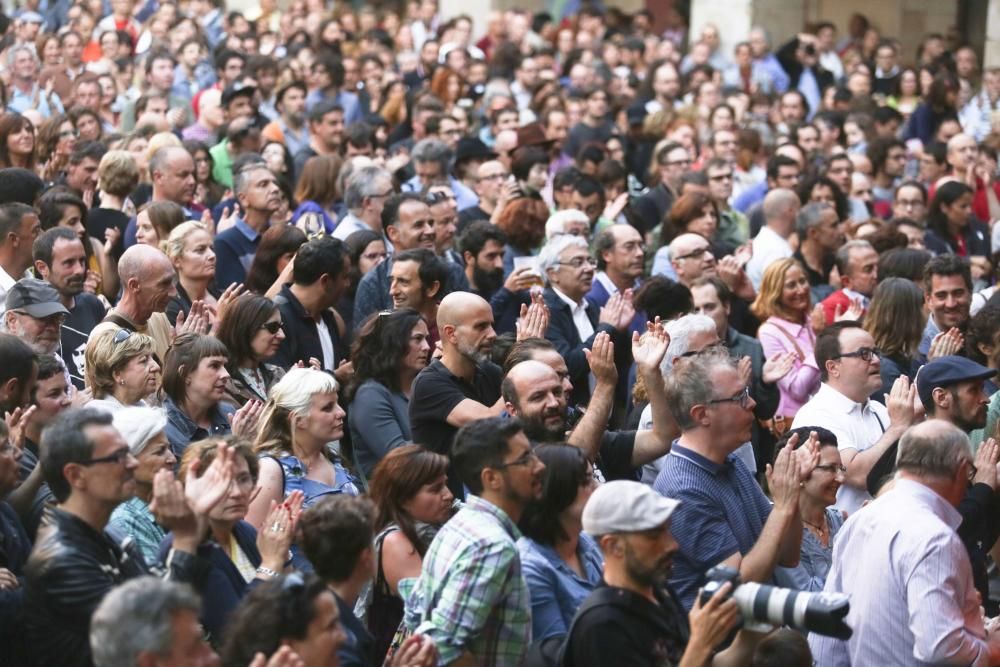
[150, 469, 199, 536]
[598, 292, 625, 328]
[885, 375, 917, 429]
[229, 400, 264, 440]
[5, 405, 36, 451]
[766, 440, 801, 511]
[214, 283, 246, 325]
[737, 355, 753, 387]
[503, 266, 540, 293]
[256, 499, 295, 571]
[928, 327, 965, 360]
[973, 438, 1000, 490]
[834, 297, 864, 322]
[762, 351, 796, 384]
[602, 191, 628, 221]
[584, 331, 617, 386]
[794, 430, 822, 482]
[809, 304, 827, 333]
[515, 291, 550, 341]
[184, 441, 236, 516]
[632, 318, 670, 375]
[248, 646, 306, 667]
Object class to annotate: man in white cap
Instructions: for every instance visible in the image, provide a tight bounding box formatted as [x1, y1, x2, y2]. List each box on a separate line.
[563, 480, 763, 666]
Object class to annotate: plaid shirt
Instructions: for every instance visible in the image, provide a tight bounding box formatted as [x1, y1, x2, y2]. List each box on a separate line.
[108, 497, 166, 567]
[403, 495, 531, 666]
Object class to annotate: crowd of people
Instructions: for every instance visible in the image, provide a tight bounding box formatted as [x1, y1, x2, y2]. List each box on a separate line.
[1, 0, 1000, 665]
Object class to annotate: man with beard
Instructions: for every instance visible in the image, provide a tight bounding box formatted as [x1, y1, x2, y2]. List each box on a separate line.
[4, 278, 70, 356]
[457, 221, 533, 334]
[33, 228, 107, 388]
[792, 322, 918, 513]
[502, 321, 675, 482]
[405, 417, 545, 666]
[409, 291, 505, 497]
[565, 480, 763, 666]
[262, 80, 310, 157]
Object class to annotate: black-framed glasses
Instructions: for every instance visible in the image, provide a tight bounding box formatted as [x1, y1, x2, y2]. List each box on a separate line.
[673, 246, 712, 262]
[968, 462, 978, 482]
[813, 464, 847, 474]
[79, 447, 132, 466]
[260, 321, 284, 335]
[833, 347, 881, 362]
[707, 386, 752, 410]
[495, 449, 540, 470]
[113, 328, 134, 345]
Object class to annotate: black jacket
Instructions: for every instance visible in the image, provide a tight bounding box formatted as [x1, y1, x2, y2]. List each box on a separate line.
[23, 507, 209, 667]
[542, 287, 628, 409]
[776, 37, 835, 94]
[271, 284, 344, 370]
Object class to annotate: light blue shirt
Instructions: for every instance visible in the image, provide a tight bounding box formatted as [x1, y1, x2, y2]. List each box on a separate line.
[517, 533, 604, 640]
[402, 174, 479, 212]
[8, 84, 63, 118]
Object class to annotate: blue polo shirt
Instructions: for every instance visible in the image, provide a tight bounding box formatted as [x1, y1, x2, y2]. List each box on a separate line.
[214, 218, 265, 289]
[653, 441, 772, 610]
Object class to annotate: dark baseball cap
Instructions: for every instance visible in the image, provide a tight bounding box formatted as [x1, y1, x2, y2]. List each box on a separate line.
[5, 278, 69, 318]
[221, 81, 257, 107]
[916, 355, 997, 408]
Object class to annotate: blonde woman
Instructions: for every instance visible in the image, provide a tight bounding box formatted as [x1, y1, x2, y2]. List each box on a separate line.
[751, 258, 821, 421]
[162, 221, 220, 326]
[85, 328, 161, 412]
[247, 368, 360, 533]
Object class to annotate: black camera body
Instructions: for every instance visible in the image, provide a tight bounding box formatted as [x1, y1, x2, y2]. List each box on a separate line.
[700, 566, 852, 639]
[803, 43, 817, 56]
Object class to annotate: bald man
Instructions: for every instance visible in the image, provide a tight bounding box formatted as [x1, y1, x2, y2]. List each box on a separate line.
[90, 245, 177, 360]
[410, 291, 506, 497]
[745, 188, 800, 290]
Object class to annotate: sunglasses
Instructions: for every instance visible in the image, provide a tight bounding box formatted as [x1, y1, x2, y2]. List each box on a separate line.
[113, 328, 134, 345]
[260, 321, 284, 335]
[79, 446, 132, 466]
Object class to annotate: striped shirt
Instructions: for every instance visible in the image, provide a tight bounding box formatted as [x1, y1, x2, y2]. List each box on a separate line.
[653, 442, 772, 610]
[809, 478, 989, 666]
[403, 495, 531, 666]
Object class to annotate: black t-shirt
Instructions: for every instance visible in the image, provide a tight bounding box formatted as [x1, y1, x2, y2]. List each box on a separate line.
[567, 584, 690, 667]
[457, 205, 490, 235]
[597, 430, 637, 482]
[62, 293, 107, 389]
[409, 359, 503, 494]
[86, 208, 130, 259]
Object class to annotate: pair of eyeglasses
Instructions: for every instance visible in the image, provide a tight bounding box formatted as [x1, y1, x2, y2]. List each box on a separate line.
[673, 246, 712, 262]
[558, 256, 597, 269]
[79, 446, 133, 466]
[707, 386, 752, 410]
[113, 328, 134, 345]
[834, 347, 881, 362]
[424, 191, 454, 205]
[495, 449, 540, 470]
[260, 321, 284, 335]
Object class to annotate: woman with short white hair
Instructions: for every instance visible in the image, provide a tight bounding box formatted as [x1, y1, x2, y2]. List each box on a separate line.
[107, 406, 176, 564]
[246, 369, 360, 537]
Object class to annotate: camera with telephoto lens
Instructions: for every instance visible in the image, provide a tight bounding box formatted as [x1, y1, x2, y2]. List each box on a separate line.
[803, 42, 817, 56]
[699, 566, 852, 639]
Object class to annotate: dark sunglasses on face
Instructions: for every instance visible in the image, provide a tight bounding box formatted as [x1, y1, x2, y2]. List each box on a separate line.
[261, 321, 284, 334]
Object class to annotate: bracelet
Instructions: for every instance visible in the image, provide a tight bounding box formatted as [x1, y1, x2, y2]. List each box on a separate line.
[255, 565, 280, 578]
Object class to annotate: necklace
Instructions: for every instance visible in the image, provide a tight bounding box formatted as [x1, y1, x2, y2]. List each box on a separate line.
[802, 515, 829, 543]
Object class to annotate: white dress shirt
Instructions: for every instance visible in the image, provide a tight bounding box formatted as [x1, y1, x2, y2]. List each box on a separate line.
[551, 286, 594, 343]
[809, 478, 989, 667]
[0, 265, 19, 317]
[792, 383, 889, 513]
[746, 225, 793, 291]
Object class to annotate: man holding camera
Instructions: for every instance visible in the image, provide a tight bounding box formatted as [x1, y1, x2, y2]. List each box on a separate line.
[564, 481, 762, 666]
[810, 420, 1000, 665]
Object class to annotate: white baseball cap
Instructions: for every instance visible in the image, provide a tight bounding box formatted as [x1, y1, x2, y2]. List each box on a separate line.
[582, 480, 680, 535]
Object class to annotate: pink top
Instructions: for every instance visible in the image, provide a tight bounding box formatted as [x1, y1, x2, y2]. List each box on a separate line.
[758, 316, 821, 417]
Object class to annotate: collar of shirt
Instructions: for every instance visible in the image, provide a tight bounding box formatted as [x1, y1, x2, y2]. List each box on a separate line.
[234, 217, 265, 242]
[814, 382, 874, 417]
[594, 271, 618, 296]
[842, 287, 870, 309]
[893, 477, 963, 531]
[551, 285, 586, 313]
[465, 494, 522, 541]
[670, 441, 732, 477]
[0, 265, 17, 291]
